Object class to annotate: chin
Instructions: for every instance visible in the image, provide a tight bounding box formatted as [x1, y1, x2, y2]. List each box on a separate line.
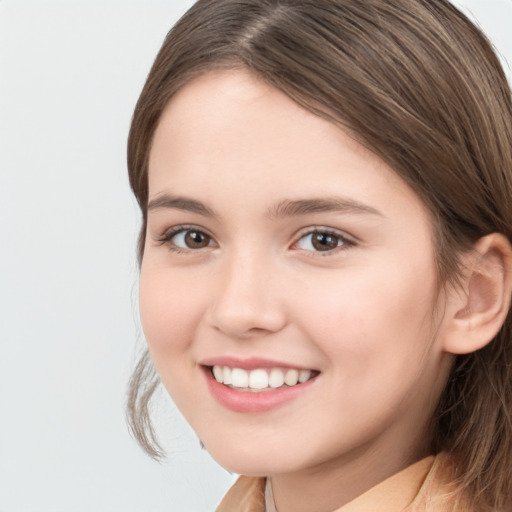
[202, 439, 307, 477]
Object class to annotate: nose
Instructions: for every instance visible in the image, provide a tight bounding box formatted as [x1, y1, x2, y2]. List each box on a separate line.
[208, 251, 287, 339]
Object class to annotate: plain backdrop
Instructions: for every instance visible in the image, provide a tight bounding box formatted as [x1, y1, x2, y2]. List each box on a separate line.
[0, 1, 511, 511]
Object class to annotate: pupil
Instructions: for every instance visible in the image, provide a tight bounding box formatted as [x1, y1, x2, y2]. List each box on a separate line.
[185, 231, 208, 248]
[313, 233, 338, 251]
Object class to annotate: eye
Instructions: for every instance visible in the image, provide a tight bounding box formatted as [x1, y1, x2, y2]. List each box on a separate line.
[161, 227, 215, 251]
[295, 230, 349, 252]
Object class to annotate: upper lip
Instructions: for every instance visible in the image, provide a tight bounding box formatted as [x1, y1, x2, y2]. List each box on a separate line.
[199, 356, 318, 371]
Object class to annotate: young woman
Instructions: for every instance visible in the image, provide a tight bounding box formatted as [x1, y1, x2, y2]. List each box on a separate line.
[126, 1, 512, 510]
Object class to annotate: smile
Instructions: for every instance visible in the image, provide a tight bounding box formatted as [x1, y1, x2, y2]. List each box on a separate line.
[211, 365, 315, 391]
[202, 359, 320, 413]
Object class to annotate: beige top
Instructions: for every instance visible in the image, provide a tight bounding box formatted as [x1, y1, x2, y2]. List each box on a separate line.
[216, 453, 473, 512]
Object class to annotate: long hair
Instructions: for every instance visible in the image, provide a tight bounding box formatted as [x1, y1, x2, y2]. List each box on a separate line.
[127, 1, 512, 508]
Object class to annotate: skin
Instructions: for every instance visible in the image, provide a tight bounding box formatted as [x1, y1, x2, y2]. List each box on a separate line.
[140, 70, 459, 512]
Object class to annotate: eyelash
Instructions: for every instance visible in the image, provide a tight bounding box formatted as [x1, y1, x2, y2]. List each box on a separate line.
[157, 225, 355, 255]
[291, 227, 355, 255]
[157, 225, 216, 254]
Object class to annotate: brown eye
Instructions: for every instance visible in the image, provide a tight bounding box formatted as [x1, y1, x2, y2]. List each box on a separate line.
[296, 231, 346, 252]
[183, 230, 211, 248]
[168, 229, 213, 250]
[312, 233, 339, 251]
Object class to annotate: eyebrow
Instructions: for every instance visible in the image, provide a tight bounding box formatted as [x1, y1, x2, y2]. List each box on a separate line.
[147, 194, 383, 219]
[147, 194, 217, 217]
[267, 197, 383, 218]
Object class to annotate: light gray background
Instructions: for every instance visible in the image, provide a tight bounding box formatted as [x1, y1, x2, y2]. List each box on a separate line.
[0, 1, 511, 511]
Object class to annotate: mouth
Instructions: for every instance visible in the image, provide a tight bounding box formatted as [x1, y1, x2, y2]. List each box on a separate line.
[208, 365, 319, 392]
[200, 357, 320, 412]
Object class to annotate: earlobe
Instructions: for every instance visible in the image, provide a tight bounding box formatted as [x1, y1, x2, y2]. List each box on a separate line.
[443, 233, 512, 355]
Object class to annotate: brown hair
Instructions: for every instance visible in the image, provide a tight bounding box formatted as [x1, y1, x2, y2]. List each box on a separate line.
[127, 0, 512, 508]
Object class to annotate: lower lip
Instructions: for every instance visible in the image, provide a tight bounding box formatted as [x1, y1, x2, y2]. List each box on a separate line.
[202, 367, 317, 413]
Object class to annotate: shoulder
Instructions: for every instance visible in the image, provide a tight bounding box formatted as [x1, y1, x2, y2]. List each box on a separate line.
[408, 453, 474, 512]
[216, 476, 266, 512]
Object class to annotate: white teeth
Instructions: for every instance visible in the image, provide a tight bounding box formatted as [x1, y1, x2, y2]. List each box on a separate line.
[212, 365, 223, 382]
[284, 369, 299, 386]
[299, 370, 311, 383]
[249, 369, 268, 389]
[269, 368, 285, 388]
[222, 366, 232, 385]
[211, 365, 315, 390]
[231, 368, 249, 388]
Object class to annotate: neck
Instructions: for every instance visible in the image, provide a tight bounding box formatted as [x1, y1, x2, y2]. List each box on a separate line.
[269, 440, 430, 512]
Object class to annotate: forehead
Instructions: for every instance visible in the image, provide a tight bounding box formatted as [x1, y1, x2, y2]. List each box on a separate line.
[148, 69, 429, 225]
[150, 69, 348, 176]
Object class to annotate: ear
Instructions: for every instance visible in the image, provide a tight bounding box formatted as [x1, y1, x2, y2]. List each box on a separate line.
[442, 233, 512, 355]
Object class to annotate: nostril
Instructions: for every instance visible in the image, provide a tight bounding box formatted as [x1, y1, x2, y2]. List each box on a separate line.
[209, 305, 287, 339]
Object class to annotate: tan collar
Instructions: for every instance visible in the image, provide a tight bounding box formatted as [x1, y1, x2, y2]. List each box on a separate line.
[339, 456, 434, 512]
[216, 475, 266, 512]
[216, 453, 468, 512]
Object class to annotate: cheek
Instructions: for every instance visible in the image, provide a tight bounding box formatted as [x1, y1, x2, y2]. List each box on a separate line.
[293, 260, 438, 371]
[291, 265, 442, 439]
[138, 264, 213, 416]
[138, 264, 206, 359]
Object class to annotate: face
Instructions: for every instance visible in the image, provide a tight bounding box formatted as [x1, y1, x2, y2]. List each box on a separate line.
[140, 70, 455, 480]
